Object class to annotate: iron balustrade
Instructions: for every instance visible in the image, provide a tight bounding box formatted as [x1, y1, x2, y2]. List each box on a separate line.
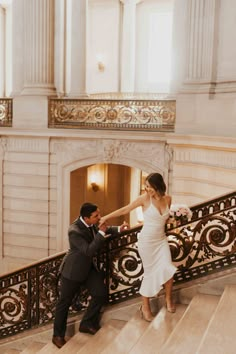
[0, 98, 12, 127]
[48, 96, 176, 132]
[0, 191, 235, 339]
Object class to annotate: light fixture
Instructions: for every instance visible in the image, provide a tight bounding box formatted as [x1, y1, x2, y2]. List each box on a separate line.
[91, 182, 99, 192]
[98, 61, 105, 72]
[96, 54, 105, 72]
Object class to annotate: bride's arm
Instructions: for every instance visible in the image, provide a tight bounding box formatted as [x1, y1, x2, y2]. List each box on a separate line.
[100, 194, 146, 224]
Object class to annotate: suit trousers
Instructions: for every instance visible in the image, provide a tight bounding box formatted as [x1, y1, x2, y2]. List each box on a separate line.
[53, 268, 107, 337]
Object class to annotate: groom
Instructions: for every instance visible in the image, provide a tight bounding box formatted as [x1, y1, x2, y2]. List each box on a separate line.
[52, 202, 128, 349]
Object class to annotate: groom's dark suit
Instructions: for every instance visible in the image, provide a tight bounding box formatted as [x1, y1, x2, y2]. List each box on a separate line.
[53, 217, 118, 338]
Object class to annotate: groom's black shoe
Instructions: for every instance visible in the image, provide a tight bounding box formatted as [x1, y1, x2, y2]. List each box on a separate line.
[79, 324, 98, 335]
[52, 336, 66, 348]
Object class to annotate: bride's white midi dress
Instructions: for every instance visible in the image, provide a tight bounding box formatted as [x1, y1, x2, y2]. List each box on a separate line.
[138, 200, 177, 297]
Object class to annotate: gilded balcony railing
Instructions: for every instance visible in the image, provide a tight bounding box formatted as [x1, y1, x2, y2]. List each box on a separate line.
[0, 191, 235, 339]
[0, 98, 12, 127]
[48, 95, 176, 131]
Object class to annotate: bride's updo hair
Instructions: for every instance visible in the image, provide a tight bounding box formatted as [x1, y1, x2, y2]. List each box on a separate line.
[146, 173, 166, 196]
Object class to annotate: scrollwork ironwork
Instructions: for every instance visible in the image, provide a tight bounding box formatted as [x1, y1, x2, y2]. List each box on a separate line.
[0, 191, 235, 339]
[0, 284, 27, 327]
[0, 99, 12, 127]
[48, 97, 175, 131]
[109, 245, 143, 292]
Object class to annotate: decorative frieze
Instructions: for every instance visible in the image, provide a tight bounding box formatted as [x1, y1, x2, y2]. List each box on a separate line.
[101, 140, 166, 168]
[50, 138, 167, 173]
[0, 98, 12, 127]
[48, 97, 176, 131]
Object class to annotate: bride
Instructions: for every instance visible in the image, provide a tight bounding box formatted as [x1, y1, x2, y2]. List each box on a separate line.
[99, 172, 177, 321]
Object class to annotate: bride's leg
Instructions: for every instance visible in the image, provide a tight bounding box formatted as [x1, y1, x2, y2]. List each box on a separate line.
[164, 277, 176, 312]
[140, 296, 154, 321]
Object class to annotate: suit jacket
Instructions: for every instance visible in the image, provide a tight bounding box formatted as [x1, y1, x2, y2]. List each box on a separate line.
[61, 218, 118, 282]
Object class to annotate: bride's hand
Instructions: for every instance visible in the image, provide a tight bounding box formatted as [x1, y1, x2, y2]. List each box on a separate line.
[99, 216, 107, 226]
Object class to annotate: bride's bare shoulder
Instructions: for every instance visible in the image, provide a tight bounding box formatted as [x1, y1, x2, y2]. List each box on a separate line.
[165, 194, 172, 205]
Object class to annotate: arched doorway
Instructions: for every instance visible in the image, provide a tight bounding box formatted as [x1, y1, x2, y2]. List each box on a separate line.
[53, 137, 170, 250]
[70, 163, 147, 226]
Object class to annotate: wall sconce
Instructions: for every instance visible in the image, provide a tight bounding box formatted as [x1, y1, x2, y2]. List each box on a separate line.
[88, 168, 102, 192]
[91, 182, 99, 192]
[96, 54, 105, 72]
[98, 61, 105, 72]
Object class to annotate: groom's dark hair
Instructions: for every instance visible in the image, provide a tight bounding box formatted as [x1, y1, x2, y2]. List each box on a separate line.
[80, 202, 98, 218]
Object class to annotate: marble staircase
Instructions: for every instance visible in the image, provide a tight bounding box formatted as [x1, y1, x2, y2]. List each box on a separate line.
[1, 284, 236, 353]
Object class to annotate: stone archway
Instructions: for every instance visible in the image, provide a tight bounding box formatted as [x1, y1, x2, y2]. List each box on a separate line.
[51, 138, 172, 250]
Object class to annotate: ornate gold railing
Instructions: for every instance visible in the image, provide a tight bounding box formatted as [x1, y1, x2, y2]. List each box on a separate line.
[0, 191, 235, 338]
[0, 98, 12, 127]
[48, 96, 176, 131]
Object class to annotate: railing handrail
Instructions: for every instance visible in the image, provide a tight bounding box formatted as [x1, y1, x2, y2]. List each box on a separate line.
[190, 190, 236, 211]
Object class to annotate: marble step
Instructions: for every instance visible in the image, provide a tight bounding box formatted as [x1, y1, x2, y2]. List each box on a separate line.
[159, 293, 220, 354]
[101, 308, 150, 354]
[76, 319, 125, 354]
[129, 304, 187, 354]
[20, 342, 45, 354]
[197, 284, 236, 354]
[35, 340, 60, 354]
[2, 350, 21, 354]
[58, 332, 91, 354]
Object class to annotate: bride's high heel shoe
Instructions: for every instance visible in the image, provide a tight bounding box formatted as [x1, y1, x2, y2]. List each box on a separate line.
[139, 306, 154, 322]
[166, 303, 176, 313]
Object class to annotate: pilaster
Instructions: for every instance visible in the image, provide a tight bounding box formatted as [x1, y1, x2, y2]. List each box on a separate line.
[182, 0, 220, 93]
[120, 0, 142, 92]
[0, 6, 5, 96]
[66, 0, 88, 97]
[22, 0, 56, 95]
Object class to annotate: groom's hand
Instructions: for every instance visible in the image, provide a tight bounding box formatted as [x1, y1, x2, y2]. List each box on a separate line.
[120, 221, 129, 232]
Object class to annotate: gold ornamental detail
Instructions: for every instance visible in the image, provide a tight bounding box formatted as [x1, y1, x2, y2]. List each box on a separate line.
[48, 97, 176, 131]
[0, 98, 12, 127]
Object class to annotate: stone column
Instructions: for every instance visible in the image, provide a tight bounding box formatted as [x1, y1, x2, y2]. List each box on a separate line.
[54, 0, 65, 97]
[22, 0, 55, 95]
[120, 0, 142, 93]
[183, 0, 220, 92]
[0, 1, 12, 97]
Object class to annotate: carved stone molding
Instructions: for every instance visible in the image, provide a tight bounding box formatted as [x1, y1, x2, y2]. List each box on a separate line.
[5, 137, 50, 153]
[51, 138, 167, 173]
[174, 147, 236, 169]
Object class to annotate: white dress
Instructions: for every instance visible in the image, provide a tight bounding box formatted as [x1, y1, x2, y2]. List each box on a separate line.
[138, 199, 177, 297]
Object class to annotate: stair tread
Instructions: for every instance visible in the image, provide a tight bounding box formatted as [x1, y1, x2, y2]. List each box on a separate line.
[35, 341, 60, 353]
[159, 293, 220, 354]
[20, 341, 45, 354]
[59, 332, 92, 353]
[76, 319, 124, 354]
[101, 308, 150, 354]
[197, 284, 236, 354]
[129, 304, 187, 354]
